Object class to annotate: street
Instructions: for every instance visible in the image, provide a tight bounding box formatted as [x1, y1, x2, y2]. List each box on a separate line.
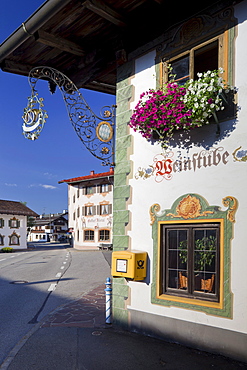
[0, 243, 111, 366]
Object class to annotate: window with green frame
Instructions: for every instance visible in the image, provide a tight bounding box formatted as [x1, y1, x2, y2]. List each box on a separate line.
[150, 194, 237, 317]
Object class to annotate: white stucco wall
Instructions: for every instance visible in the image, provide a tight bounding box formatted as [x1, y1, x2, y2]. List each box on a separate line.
[127, 2, 247, 335]
[0, 214, 27, 249]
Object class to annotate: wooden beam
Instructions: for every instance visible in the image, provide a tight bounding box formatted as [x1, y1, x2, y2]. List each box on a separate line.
[0, 59, 33, 76]
[83, 0, 126, 27]
[35, 30, 85, 56]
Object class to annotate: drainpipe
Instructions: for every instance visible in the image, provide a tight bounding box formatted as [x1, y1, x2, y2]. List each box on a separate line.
[0, 0, 72, 65]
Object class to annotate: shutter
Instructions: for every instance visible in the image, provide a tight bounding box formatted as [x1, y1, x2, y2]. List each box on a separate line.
[82, 187, 86, 195]
[92, 206, 96, 215]
[97, 205, 100, 215]
[108, 184, 112, 191]
[17, 220, 20, 228]
[109, 204, 112, 214]
[82, 207, 86, 216]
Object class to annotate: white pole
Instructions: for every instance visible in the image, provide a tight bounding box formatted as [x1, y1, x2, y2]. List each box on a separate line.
[105, 277, 112, 324]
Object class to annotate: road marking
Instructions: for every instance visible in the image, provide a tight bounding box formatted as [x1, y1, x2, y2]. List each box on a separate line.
[60, 266, 65, 270]
[0, 258, 6, 262]
[48, 283, 57, 292]
[63, 261, 66, 264]
[56, 272, 62, 278]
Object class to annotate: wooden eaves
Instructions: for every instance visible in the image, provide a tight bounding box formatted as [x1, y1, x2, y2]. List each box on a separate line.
[0, 0, 228, 95]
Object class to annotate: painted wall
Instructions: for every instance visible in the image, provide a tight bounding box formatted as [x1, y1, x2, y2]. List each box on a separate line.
[0, 214, 27, 249]
[113, 1, 247, 362]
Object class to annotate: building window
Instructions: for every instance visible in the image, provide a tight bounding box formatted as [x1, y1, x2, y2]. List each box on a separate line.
[100, 204, 109, 215]
[86, 186, 94, 195]
[9, 218, 20, 228]
[164, 38, 220, 85]
[84, 230, 94, 241]
[99, 229, 110, 241]
[77, 207, 80, 218]
[86, 206, 93, 216]
[101, 184, 109, 193]
[9, 232, 20, 245]
[0, 234, 4, 245]
[151, 194, 237, 317]
[0, 218, 4, 228]
[83, 205, 96, 216]
[161, 223, 219, 302]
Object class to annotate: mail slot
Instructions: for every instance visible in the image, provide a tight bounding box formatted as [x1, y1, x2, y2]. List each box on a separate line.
[111, 250, 147, 281]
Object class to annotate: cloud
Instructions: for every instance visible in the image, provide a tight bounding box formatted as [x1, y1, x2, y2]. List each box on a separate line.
[28, 183, 57, 190]
[40, 184, 57, 190]
[43, 172, 57, 179]
[5, 183, 17, 187]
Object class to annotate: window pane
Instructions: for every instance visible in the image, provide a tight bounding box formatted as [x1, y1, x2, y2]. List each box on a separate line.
[167, 229, 188, 290]
[193, 228, 217, 294]
[194, 40, 218, 78]
[170, 55, 189, 84]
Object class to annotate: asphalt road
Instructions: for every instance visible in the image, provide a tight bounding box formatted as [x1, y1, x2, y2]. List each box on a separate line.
[0, 243, 111, 366]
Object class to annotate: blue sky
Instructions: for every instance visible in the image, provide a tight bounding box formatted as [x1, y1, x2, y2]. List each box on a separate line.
[0, 0, 116, 215]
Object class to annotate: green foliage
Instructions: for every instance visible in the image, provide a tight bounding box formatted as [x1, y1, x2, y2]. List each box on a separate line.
[179, 236, 216, 271]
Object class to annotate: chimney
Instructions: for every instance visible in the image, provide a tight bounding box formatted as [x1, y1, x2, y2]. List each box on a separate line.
[90, 170, 95, 175]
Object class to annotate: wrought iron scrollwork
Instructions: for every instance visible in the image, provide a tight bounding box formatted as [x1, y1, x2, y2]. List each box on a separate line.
[22, 66, 116, 166]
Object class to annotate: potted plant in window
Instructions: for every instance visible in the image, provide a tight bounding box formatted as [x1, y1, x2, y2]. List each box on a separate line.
[129, 67, 233, 148]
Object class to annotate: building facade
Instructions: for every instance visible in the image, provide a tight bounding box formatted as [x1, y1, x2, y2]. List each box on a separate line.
[112, 1, 247, 363]
[59, 169, 114, 250]
[28, 212, 68, 242]
[0, 200, 38, 249]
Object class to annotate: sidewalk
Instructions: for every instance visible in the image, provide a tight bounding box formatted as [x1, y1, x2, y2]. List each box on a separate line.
[2, 285, 246, 370]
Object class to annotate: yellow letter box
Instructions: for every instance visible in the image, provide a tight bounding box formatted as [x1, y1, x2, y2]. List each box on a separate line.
[111, 250, 147, 281]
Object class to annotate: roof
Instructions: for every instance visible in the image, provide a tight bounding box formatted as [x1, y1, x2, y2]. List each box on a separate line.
[59, 168, 114, 184]
[0, 0, 225, 95]
[33, 213, 68, 225]
[0, 200, 38, 217]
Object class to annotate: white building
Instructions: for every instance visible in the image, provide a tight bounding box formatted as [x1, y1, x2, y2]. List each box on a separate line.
[0, 200, 37, 250]
[28, 212, 68, 242]
[59, 169, 114, 250]
[112, 1, 247, 363]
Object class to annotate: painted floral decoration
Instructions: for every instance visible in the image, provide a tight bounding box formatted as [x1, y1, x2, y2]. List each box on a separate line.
[129, 67, 232, 148]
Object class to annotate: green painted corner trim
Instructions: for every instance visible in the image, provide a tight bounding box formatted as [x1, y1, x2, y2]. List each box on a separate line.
[151, 193, 237, 318]
[112, 61, 134, 322]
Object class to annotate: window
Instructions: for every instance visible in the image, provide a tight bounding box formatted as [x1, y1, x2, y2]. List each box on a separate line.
[9, 232, 20, 245]
[0, 234, 4, 245]
[151, 193, 237, 317]
[101, 184, 109, 193]
[0, 218, 4, 228]
[84, 230, 94, 241]
[166, 39, 219, 84]
[86, 186, 94, 195]
[99, 229, 110, 241]
[100, 204, 109, 215]
[161, 223, 219, 302]
[85, 206, 93, 216]
[9, 218, 20, 228]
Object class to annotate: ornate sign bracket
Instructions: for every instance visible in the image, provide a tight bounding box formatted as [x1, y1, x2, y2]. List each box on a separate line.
[22, 66, 116, 166]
